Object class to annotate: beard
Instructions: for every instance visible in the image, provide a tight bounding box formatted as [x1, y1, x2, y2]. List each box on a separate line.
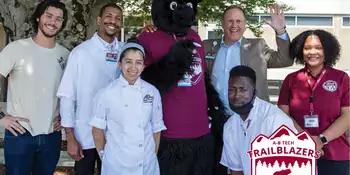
[229, 99, 246, 108]
[105, 30, 118, 37]
[103, 22, 121, 37]
[229, 103, 245, 112]
[38, 23, 60, 38]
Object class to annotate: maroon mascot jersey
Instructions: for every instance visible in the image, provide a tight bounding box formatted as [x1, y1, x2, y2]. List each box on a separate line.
[139, 29, 209, 138]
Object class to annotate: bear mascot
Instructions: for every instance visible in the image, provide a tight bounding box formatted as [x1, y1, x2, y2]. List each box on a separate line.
[137, 0, 228, 174]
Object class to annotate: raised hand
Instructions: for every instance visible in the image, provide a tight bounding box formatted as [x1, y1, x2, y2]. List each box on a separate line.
[264, 4, 286, 34]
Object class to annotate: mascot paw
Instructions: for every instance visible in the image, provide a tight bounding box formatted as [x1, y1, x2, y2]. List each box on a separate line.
[141, 39, 200, 94]
[168, 39, 197, 69]
[170, 39, 197, 53]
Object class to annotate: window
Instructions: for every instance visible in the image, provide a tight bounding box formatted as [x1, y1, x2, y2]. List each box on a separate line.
[247, 14, 333, 27]
[297, 16, 333, 26]
[343, 17, 350, 26]
[249, 16, 259, 22]
[285, 16, 296, 26]
[259, 15, 295, 26]
[260, 15, 271, 23]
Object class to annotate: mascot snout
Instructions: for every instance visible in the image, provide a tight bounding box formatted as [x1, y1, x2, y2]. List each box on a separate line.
[172, 4, 195, 27]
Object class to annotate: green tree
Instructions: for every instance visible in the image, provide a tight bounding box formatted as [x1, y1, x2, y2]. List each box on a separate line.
[0, 0, 293, 50]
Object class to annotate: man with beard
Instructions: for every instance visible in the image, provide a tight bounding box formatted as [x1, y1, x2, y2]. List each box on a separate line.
[220, 66, 296, 175]
[0, 0, 69, 174]
[56, 3, 124, 175]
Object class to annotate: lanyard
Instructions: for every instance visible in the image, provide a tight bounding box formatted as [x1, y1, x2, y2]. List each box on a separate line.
[305, 69, 326, 115]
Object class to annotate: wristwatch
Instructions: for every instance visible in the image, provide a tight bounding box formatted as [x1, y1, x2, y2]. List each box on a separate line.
[275, 25, 287, 35]
[0, 111, 6, 119]
[320, 134, 328, 145]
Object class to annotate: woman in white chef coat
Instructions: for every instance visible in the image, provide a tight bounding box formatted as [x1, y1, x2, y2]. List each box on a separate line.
[89, 42, 167, 175]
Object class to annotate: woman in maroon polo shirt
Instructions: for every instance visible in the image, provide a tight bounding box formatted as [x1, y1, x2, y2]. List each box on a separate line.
[278, 29, 350, 175]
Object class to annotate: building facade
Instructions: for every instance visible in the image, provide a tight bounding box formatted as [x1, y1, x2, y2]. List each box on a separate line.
[198, 0, 350, 71]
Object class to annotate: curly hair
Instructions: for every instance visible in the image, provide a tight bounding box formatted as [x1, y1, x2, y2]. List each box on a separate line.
[31, 0, 68, 33]
[290, 29, 341, 67]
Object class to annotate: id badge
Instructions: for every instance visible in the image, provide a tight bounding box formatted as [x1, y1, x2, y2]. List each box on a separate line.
[177, 74, 192, 87]
[177, 80, 191, 87]
[205, 52, 216, 60]
[304, 115, 319, 128]
[105, 52, 118, 62]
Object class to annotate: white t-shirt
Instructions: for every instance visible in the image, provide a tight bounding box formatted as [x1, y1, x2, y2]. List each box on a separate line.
[0, 38, 70, 136]
[89, 75, 166, 175]
[220, 97, 297, 175]
[57, 33, 124, 149]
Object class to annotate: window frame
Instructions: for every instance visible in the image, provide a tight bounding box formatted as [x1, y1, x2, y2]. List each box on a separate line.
[255, 14, 334, 28]
[342, 16, 350, 28]
[295, 15, 334, 28]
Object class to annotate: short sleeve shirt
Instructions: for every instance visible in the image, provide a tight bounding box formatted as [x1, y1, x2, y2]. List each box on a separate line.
[278, 66, 350, 160]
[221, 97, 296, 175]
[0, 38, 70, 136]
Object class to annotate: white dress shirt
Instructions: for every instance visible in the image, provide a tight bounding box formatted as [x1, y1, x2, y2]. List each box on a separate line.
[89, 75, 166, 175]
[57, 33, 124, 149]
[220, 97, 296, 175]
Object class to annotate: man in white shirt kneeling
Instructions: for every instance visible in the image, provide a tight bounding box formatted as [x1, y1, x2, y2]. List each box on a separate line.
[220, 65, 296, 175]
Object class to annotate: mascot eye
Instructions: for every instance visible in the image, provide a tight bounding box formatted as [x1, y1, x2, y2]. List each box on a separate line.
[170, 1, 178, 10]
[186, 2, 193, 8]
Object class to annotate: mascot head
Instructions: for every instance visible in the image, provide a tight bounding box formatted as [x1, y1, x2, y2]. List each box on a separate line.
[151, 0, 202, 34]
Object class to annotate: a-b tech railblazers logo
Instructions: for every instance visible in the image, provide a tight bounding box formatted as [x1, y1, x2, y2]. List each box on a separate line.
[247, 125, 321, 175]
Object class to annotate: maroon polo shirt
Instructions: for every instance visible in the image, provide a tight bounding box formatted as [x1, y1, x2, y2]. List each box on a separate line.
[138, 29, 210, 138]
[278, 66, 350, 160]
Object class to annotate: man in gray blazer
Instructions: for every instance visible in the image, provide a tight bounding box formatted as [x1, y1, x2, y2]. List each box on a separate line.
[204, 4, 292, 106]
[204, 4, 293, 175]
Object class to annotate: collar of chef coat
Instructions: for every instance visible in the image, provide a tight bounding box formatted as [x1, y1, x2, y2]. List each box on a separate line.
[233, 97, 261, 131]
[118, 75, 142, 90]
[92, 32, 119, 51]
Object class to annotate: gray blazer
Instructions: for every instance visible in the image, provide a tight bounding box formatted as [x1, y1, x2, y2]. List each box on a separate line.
[204, 36, 293, 102]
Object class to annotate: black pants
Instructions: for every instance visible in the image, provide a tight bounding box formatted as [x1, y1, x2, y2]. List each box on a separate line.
[317, 157, 350, 175]
[211, 116, 229, 175]
[157, 133, 215, 175]
[74, 148, 102, 175]
[213, 140, 228, 175]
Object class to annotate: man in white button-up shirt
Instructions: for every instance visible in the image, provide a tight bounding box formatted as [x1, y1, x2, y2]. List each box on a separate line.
[220, 66, 296, 175]
[90, 42, 166, 175]
[56, 3, 124, 175]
